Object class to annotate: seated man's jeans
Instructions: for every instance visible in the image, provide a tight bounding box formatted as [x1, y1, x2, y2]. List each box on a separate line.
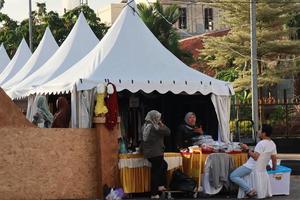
[230, 166, 252, 193]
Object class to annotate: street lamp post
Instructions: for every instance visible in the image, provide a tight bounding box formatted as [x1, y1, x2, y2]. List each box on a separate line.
[250, 0, 259, 138]
[28, 0, 33, 52]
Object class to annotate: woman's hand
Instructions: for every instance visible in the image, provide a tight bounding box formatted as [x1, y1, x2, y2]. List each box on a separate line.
[158, 121, 164, 127]
[239, 143, 249, 150]
[194, 127, 204, 134]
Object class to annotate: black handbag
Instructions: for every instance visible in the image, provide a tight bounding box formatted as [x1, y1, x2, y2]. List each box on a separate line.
[169, 169, 197, 192]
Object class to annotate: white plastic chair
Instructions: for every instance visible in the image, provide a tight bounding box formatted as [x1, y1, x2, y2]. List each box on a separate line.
[237, 152, 273, 199]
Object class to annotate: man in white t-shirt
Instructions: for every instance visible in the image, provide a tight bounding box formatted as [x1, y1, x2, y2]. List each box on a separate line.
[230, 124, 277, 197]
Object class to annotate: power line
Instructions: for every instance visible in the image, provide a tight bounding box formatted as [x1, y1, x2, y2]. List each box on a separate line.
[144, 0, 194, 36]
[196, 0, 300, 4]
[140, 0, 300, 63]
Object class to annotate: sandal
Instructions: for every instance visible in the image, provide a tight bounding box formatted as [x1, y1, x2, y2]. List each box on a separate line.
[151, 194, 160, 199]
[158, 186, 167, 191]
[246, 189, 257, 198]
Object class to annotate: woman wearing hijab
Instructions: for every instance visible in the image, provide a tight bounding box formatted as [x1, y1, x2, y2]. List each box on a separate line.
[175, 112, 204, 150]
[30, 95, 53, 128]
[52, 96, 71, 128]
[141, 110, 170, 199]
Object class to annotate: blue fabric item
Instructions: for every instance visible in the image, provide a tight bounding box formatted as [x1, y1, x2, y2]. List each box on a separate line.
[267, 165, 292, 174]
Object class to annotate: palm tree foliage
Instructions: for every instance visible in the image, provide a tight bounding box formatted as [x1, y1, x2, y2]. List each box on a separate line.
[137, 2, 193, 64]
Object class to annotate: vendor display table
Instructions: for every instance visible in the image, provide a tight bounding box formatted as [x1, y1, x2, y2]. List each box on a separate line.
[118, 151, 248, 193]
[118, 153, 182, 193]
[182, 151, 248, 186]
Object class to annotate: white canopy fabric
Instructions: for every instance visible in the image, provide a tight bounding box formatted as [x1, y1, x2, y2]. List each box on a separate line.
[0, 44, 10, 74]
[8, 13, 99, 99]
[28, 1, 233, 142]
[33, 1, 233, 96]
[2, 27, 59, 90]
[0, 39, 32, 86]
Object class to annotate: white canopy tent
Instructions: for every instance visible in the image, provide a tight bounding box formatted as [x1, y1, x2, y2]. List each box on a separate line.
[0, 44, 10, 74]
[25, 1, 233, 142]
[2, 27, 59, 90]
[8, 13, 99, 99]
[0, 39, 32, 85]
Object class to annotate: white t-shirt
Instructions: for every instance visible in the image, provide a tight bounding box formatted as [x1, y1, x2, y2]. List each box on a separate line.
[243, 139, 277, 170]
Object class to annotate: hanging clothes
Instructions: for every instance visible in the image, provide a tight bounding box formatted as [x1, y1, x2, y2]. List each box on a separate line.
[30, 95, 53, 128]
[94, 93, 108, 116]
[105, 82, 119, 130]
[52, 96, 71, 128]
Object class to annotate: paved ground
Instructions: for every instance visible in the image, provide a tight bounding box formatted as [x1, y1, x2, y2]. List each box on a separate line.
[127, 176, 300, 199]
[53, 176, 300, 200]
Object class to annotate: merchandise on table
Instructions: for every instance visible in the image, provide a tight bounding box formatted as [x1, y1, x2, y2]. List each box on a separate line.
[190, 136, 242, 153]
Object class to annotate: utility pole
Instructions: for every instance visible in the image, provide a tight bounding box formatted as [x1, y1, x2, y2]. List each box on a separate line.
[250, 0, 259, 138]
[28, 0, 33, 52]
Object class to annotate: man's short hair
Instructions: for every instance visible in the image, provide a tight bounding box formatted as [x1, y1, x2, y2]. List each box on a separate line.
[261, 124, 272, 137]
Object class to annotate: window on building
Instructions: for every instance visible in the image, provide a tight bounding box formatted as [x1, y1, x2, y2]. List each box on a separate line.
[204, 8, 213, 30]
[178, 7, 187, 29]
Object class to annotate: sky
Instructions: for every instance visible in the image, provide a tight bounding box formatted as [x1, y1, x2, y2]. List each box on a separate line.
[1, 0, 119, 22]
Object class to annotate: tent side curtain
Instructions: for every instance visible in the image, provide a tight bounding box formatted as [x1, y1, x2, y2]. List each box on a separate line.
[26, 95, 35, 121]
[71, 86, 78, 128]
[71, 88, 96, 128]
[211, 94, 231, 143]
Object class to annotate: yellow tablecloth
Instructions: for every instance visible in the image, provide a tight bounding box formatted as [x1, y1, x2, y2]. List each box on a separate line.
[119, 153, 182, 193]
[119, 152, 248, 193]
[181, 151, 203, 187]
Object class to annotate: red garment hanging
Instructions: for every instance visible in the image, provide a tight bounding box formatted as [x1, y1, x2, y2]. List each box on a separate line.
[105, 83, 119, 130]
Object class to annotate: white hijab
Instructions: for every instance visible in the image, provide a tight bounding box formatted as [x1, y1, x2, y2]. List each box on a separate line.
[142, 110, 161, 142]
[29, 95, 53, 126]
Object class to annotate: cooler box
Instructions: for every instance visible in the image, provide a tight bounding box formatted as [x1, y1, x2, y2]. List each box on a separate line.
[267, 165, 292, 195]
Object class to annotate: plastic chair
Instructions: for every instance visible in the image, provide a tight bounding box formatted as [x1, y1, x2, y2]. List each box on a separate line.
[237, 152, 273, 199]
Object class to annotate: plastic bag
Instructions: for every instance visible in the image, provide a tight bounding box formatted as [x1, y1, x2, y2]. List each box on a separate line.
[118, 138, 128, 154]
[105, 188, 124, 200]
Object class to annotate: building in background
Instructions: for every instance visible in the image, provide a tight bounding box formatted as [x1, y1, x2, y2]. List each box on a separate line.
[97, 0, 226, 37]
[160, 0, 225, 37]
[97, 3, 126, 26]
[62, 0, 88, 12]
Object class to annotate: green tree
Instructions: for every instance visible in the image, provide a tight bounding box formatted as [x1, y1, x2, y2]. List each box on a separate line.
[63, 5, 108, 40]
[14, 3, 109, 53]
[0, 13, 21, 56]
[200, 0, 300, 92]
[137, 2, 193, 64]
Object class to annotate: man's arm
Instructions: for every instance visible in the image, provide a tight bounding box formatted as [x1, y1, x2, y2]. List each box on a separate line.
[240, 144, 260, 160]
[271, 154, 277, 170]
[248, 149, 260, 161]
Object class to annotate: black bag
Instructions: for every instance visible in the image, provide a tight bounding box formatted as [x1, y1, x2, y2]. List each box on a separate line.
[169, 169, 197, 192]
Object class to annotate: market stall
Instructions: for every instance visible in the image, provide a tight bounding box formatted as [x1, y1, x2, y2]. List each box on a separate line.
[8, 1, 238, 196]
[28, 0, 234, 144]
[118, 149, 248, 194]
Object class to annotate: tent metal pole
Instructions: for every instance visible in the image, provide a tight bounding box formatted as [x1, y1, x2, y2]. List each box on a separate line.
[250, 0, 259, 138]
[28, 0, 33, 52]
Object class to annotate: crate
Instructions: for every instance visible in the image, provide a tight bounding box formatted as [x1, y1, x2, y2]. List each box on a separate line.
[267, 165, 292, 195]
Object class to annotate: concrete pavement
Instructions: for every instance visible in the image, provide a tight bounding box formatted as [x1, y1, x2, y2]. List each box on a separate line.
[127, 176, 300, 199]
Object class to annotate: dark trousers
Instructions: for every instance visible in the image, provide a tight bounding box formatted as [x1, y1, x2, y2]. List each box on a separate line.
[147, 155, 168, 195]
